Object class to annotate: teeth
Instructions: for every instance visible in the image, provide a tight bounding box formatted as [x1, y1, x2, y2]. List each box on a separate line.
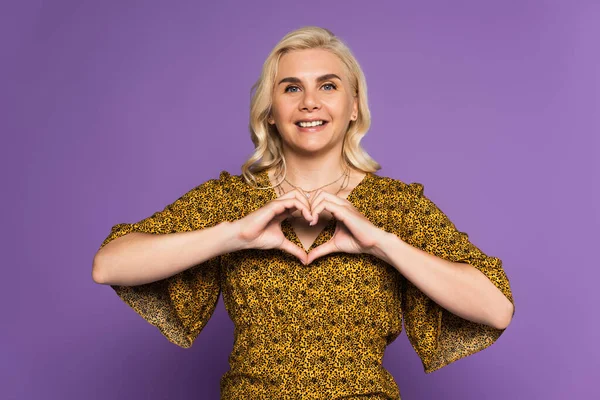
[298, 120, 325, 128]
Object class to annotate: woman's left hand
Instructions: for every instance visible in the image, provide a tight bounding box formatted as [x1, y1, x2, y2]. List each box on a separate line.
[305, 189, 391, 264]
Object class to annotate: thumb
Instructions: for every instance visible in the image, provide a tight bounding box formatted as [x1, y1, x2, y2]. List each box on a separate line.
[306, 241, 336, 265]
[279, 238, 307, 265]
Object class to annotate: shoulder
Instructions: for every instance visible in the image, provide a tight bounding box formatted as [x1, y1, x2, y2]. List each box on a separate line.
[180, 170, 237, 206]
[194, 170, 245, 189]
[214, 169, 256, 196]
[190, 170, 233, 193]
[209, 169, 271, 200]
[369, 172, 424, 199]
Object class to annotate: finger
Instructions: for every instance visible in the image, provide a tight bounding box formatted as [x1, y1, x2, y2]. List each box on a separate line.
[310, 188, 348, 206]
[310, 200, 349, 224]
[306, 240, 337, 264]
[288, 188, 314, 221]
[273, 191, 314, 222]
[272, 209, 293, 224]
[270, 197, 313, 222]
[278, 237, 307, 265]
[308, 190, 349, 225]
[308, 190, 327, 226]
[309, 189, 350, 213]
[277, 187, 312, 211]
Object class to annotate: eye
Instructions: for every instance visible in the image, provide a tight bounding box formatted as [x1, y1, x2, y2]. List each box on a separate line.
[283, 83, 337, 93]
[284, 85, 300, 93]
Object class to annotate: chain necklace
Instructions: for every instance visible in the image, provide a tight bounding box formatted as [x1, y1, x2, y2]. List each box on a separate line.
[276, 170, 350, 223]
[278, 173, 351, 199]
[276, 166, 350, 199]
[276, 166, 351, 226]
[280, 164, 351, 199]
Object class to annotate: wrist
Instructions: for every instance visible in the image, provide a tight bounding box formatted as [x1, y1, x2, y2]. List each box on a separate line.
[215, 220, 248, 253]
[367, 230, 400, 264]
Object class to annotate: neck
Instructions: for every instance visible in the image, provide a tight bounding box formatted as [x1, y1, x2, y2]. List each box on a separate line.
[280, 151, 350, 191]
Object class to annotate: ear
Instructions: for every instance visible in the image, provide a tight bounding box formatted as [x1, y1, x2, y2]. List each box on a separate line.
[351, 97, 359, 121]
[267, 115, 275, 125]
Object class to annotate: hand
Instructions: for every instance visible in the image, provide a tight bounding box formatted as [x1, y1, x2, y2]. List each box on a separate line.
[305, 189, 390, 265]
[232, 189, 314, 264]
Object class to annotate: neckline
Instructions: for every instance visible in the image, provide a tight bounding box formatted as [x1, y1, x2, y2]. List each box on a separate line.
[256, 169, 372, 253]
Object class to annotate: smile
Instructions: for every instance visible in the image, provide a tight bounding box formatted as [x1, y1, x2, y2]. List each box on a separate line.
[295, 121, 328, 132]
[296, 120, 326, 128]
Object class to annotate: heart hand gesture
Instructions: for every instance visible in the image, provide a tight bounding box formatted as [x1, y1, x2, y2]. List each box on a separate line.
[231, 189, 313, 264]
[304, 189, 390, 264]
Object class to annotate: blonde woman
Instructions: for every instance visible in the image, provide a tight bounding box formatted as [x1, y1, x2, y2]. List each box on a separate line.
[93, 26, 515, 400]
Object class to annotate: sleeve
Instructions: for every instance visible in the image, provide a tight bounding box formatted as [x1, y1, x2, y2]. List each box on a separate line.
[97, 170, 231, 348]
[387, 180, 515, 373]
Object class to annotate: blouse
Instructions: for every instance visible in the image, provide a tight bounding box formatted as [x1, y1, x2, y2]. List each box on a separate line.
[98, 169, 515, 400]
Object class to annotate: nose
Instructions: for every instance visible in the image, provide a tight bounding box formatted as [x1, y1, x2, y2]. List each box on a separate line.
[299, 88, 321, 111]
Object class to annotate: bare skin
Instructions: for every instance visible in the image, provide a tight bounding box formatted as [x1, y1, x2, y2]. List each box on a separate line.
[93, 48, 367, 281]
[266, 167, 367, 251]
[264, 47, 365, 251]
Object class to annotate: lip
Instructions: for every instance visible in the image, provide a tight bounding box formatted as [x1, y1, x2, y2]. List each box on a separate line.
[296, 121, 328, 132]
[294, 118, 329, 124]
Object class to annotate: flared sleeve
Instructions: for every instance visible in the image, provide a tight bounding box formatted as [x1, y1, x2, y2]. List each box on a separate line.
[97, 170, 231, 348]
[387, 180, 515, 373]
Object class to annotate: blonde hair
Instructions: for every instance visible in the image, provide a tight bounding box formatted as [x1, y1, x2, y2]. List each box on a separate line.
[241, 26, 381, 189]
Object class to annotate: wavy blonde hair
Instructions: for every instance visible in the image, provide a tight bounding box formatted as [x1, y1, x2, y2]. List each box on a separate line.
[241, 26, 381, 189]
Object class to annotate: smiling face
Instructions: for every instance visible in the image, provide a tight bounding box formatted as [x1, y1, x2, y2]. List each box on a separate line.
[268, 48, 358, 156]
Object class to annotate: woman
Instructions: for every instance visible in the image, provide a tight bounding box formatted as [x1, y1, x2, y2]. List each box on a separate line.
[93, 26, 515, 400]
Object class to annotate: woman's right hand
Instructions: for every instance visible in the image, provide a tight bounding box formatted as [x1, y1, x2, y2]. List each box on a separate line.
[231, 189, 313, 264]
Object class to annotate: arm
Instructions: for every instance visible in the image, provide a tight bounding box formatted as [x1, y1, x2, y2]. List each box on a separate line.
[93, 170, 313, 286]
[92, 221, 243, 286]
[92, 172, 247, 286]
[370, 233, 514, 330]
[369, 180, 515, 373]
[91, 170, 256, 348]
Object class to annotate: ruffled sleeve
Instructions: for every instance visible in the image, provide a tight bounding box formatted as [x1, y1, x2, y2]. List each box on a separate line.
[387, 180, 515, 373]
[98, 170, 231, 348]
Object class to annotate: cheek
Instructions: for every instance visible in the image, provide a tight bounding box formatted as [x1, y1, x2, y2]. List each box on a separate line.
[324, 98, 351, 117]
[270, 110, 283, 124]
[272, 101, 294, 120]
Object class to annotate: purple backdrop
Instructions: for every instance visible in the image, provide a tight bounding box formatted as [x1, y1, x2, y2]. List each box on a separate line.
[3, 0, 598, 399]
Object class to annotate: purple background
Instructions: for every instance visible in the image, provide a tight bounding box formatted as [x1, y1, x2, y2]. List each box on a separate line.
[3, 0, 598, 399]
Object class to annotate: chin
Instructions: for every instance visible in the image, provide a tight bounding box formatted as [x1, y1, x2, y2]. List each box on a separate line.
[294, 139, 340, 155]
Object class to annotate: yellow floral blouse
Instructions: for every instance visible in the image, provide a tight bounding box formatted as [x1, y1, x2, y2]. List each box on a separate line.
[98, 169, 515, 400]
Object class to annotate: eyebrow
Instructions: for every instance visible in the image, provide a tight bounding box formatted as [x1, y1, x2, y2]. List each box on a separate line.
[277, 73, 342, 86]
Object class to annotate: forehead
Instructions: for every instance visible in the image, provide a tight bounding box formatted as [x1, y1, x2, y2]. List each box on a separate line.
[276, 48, 347, 80]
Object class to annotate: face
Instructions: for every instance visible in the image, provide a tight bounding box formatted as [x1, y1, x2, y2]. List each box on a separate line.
[268, 48, 358, 155]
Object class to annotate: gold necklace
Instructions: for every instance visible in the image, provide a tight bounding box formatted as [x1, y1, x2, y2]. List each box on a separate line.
[282, 164, 350, 198]
[277, 168, 350, 197]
